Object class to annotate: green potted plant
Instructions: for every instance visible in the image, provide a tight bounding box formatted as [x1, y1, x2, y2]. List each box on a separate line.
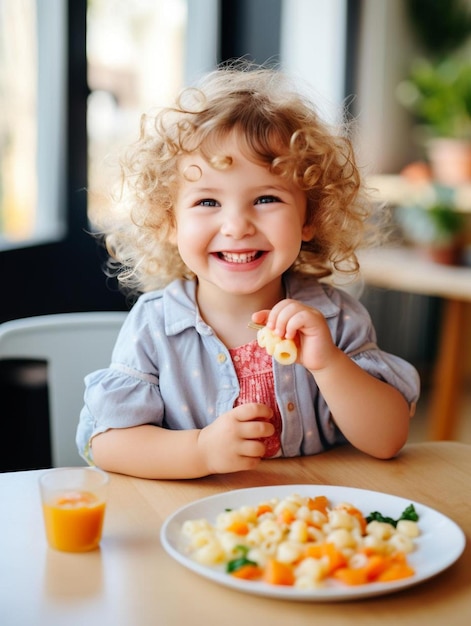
[397, 57, 471, 140]
[396, 57, 471, 184]
[396, 0, 471, 185]
[394, 181, 467, 264]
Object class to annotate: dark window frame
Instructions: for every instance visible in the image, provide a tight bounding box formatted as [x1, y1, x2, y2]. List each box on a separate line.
[0, 0, 126, 324]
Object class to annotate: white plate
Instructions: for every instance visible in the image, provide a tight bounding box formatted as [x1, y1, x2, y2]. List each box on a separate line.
[160, 485, 466, 601]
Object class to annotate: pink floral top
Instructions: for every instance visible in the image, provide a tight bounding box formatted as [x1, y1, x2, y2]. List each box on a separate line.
[229, 340, 282, 458]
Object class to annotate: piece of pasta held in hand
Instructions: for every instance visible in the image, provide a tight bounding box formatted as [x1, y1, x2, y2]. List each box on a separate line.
[249, 323, 297, 365]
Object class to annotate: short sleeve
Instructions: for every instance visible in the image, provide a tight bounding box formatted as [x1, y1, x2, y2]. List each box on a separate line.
[76, 297, 165, 463]
[332, 287, 420, 411]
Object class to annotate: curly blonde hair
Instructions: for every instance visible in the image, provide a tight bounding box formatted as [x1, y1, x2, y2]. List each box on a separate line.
[92, 62, 375, 296]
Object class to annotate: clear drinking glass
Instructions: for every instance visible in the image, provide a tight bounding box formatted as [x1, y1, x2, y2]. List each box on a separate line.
[39, 467, 109, 552]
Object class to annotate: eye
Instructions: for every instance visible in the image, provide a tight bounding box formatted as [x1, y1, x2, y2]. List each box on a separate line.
[255, 195, 281, 205]
[197, 198, 219, 207]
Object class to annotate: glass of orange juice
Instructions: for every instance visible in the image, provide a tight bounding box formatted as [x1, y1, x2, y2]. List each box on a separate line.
[39, 467, 109, 552]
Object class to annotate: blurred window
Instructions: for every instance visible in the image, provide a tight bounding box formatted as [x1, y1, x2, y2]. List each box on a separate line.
[0, 0, 66, 250]
[280, 0, 347, 124]
[87, 0, 189, 220]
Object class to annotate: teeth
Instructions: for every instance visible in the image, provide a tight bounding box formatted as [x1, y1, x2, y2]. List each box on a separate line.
[219, 251, 258, 263]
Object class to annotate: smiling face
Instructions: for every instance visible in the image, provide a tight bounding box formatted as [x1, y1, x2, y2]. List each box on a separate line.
[174, 132, 311, 311]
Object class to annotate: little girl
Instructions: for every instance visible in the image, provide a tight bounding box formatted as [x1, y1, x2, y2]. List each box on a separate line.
[77, 63, 420, 478]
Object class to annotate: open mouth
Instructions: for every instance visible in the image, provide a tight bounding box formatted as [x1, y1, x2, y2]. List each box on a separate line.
[217, 251, 264, 264]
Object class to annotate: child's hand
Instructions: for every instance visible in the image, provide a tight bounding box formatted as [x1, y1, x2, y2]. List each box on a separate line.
[197, 404, 274, 474]
[252, 299, 338, 372]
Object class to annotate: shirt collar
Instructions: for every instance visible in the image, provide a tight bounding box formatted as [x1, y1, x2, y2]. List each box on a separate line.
[284, 273, 341, 318]
[162, 279, 209, 336]
[161, 272, 341, 336]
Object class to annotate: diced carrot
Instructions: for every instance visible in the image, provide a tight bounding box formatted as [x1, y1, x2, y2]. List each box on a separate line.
[324, 543, 348, 573]
[304, 544, 323, 560]
[333, 567, 368, 586]
[304, 542, 347, 573]
[337, 504, 368, 535]
[256, 504, 273, 516]
[304, 544, 322, 558]
[307, 496, 329, 515]
[226, 521, 249, 535]
[231, 564, 263, 580]
[332, 555, 386, 586]
[376, 562, 415, 582]
[263, 559, 295, 586]
[376, 554, 415, 582]
[277, 509, 296, 525]
[363, 555, 390, 581]
[333, 553, 414, 586]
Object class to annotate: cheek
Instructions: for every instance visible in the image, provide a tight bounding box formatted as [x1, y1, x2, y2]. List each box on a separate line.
[175, 222, 191, 254]
[175, 217, 206, 260]
[277, 212, 306, 243]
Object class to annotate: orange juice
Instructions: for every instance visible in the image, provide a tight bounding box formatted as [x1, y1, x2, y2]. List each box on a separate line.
[42, 490, 106, 552]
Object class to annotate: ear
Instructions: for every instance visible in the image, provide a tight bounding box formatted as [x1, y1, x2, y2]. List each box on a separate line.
[301, 221, 315, 241]
[167, 215, 178, 245]
[168, 225, 178, 245]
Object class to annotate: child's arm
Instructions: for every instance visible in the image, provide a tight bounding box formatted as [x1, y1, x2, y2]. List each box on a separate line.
[253, 300, 411, 459]
[90, 403, 274, 479]
[310, 348, 410, 459]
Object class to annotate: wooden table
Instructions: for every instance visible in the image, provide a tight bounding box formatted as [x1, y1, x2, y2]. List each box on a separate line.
[1, 442, 470, 626]
[358, 246, 471, 440]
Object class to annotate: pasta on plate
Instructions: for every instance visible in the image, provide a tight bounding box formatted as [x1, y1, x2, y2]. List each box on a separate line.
[181, 492, 420, 588]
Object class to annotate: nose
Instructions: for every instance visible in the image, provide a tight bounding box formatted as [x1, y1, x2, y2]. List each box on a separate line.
[220, 207, 256, 239]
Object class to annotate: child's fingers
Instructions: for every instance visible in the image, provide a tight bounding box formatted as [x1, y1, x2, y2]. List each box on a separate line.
[266, 300, 303, 336]
[232, 403, 273, 422]
[251, 309, 271, 326]
[239, 419, 275, 440]
[239, 439, 267, 459]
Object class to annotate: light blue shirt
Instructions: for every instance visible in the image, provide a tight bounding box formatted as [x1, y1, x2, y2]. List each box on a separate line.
[76, 273, 420, 464]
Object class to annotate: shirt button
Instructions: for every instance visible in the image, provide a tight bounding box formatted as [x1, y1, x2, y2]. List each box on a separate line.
[287, 402, 295, 412]
[217, 353, 227, 363]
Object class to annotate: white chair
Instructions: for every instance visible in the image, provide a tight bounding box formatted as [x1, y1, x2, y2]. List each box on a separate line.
[0, 311, 127, 467]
